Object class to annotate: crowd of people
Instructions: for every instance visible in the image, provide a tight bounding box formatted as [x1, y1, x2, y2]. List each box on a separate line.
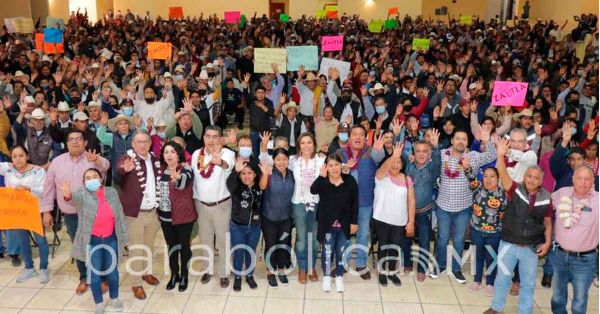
[0, 8, 598, 314]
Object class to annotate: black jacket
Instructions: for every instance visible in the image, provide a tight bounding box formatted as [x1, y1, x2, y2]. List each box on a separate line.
[310, 174, 358, 242]
[226, 171, 263, 225]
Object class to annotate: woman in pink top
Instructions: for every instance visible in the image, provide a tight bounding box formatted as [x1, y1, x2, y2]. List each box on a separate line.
[61, 168, 128, 314]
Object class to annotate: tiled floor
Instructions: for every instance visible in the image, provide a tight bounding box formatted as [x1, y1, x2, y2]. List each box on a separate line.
[0, 230, 597, 314]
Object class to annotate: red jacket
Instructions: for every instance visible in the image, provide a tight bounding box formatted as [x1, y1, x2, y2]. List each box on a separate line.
[117, 152, 161, 218]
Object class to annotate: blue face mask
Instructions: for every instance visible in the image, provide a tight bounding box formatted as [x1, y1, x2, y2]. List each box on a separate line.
[158, 132, 166, 139]
[338, 132, 348, 142]
[122, 107, 134, 116]
[571, 127, 577, 135]
[85, 179, 101, 192]
[239, 147, 252, 158]
[375, 106, 386, 114]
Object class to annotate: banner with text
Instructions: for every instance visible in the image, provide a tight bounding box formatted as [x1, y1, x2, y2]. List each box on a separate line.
[0, 188, 43, 236]
[287, 46, 319, 71]
[254, 48, 288, 73]
[321, 35, 344, 52]
[319, 58, 351, 82]
[491, 81, 529, 106]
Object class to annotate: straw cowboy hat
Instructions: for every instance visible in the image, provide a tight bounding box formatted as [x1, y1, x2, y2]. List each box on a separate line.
[304, 72, 317, 81]
[282, 101, 299, 114]
[29, 108, 45, 120]
[368, 82, 388, 96]
[107, 114, 133, 132]
[512, 108, 533, 121]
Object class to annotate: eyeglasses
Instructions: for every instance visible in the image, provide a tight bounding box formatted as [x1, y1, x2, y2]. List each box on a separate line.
[134, 140, 150, 145]
[67, 137, 84, 143]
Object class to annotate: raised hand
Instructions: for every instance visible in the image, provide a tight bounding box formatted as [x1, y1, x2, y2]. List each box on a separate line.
[346, 157, 357, 170]
[146, 117, 154, 131]
[86, 149, 100, 163]
[561, 123, 573, 146]
[391, 119, 404, 136]
[436, 80, 445, 93]
[319, 163, 327, 177]
[49, 107, 58, 124]
[373, 134, 385, 151]
[260, 131, 271, 149]
[534, 122, 542, 137]
[132, 115, 142, 128]
[100, 111, 109, 126]
[391, 142, 404, 159]
[121, 157, 135, 172]
[360, 85, 368, 97]
[169, 167, 181, 182]
[461, 156, 471, 171]
[234, 157, 247, 172]
[210, 145, 223, 166]
[428, 128, 440, 147]
[182, 97, 193, 112]
[496, 138, 510, 157]
[480, 123, 491, 143]
[549, 106, 558, 121]
[469, 99, 478, 113]
[375, 116, 384, 130]
[297, 65, 305, 80]
[259, 160, 273, 176]
[586, 120, 597, 139]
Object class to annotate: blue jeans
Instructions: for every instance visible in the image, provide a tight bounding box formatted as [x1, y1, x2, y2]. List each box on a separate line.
[434, 206, 470, 272]
[401, 211, 432, 273]
[13, 229, 48, 270]
[64, 213, 88, 280]
[0, 230, 20, 255]
[491, 240, 539, 314]
[292, 203, 318, 273]
[87, 233, 119, 304]
[354, 205, 372, 268]
[249, 131, 261, 159]
[542, 246, 554, 276]
[551, 248, 598, 314]
[321, 228, 348, 277]
[229, 222, 261, 277]
[470, 227, 500, 285]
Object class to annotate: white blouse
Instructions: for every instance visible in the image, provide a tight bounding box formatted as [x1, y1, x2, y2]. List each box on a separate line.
[0, 163, 46, 202]
[373, 175, 413, 226]
[289, 155, 325, 205]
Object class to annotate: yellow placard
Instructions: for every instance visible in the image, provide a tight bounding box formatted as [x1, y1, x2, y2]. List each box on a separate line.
[254, 48, 287, 73]
[460, 15, 473, 25]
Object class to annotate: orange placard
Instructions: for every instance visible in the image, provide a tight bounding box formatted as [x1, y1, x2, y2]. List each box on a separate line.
[388, 7, 399, 16]
[326, 10, 338, 19]
[169, 7, 184, 19]
[43, 42, 64, 54]
[35, 33, 44, 51]
[147, 42, 172, 60]
[0, 188, 43, 236]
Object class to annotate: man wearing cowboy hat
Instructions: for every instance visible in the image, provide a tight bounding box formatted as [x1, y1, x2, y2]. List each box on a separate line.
[56, 101, 73, 129]
[49, 111, 102, 153]
[513, 108, 560, 149]
[97, 113, 137, 185]
[296, 68, 325, 131]
[13, 108, 57, 169]
[275, 100, 306, 155]
[12, 95, 38, 145]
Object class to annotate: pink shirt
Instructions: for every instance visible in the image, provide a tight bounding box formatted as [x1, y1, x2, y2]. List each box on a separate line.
[538, 150, 556, 193]
[551, 187, 599, 252]
[91, 187, 115, 237]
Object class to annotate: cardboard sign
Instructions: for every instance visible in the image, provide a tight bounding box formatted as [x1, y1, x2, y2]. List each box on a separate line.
[325, 5, 338, 12]
[385, 19, 398, 29]
[100, 48, 113, 60]
[147, 42, 172, 60]
[388, 7, 399, 16]
[46, 16, 65, 30]
[319, 58, 351, 82]
[316, 10, 326, 19]
[240, 15, 247, 27]
[254, 48, 287, 73]
[4, 17, 34, 34]
[35, 33, 44, 51]
[168, 7, 184, 19]
[321, 35, 344, 52]
[287, 46, 318, 71]
[459, 15, 473, 25]
[224, 11, 241, 24]
[326, 10, 338, 19]
[0, 188, 43, 236]
[368, 20, 384, 33]
[43, 42, 64, 54]
[279, 13, 289, 23]
[412, 38, 430, 51]
[43, 28, 63, 44]
[491, 81, 528, 106]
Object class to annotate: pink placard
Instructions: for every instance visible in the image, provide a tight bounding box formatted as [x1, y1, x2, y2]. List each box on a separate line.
[321, 35, 344, 52]
[491, 81, 529, 106]
[224, 11, 241, 24]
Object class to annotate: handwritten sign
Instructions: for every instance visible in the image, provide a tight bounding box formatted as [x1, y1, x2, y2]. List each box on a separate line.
[43, 28, 63, 44]
[388, 7, 399, 16]
[168, 7, 184, 19]
[4, 17, 34, 33]
[412, 38, 430, 51]
[459, 15, 473, 25]
[287, 46, 318, 71]
[46, 16, 65, 30]
[0, 188, 43, 236]
[316, 10, 326, 19]
[319, 58, 351, 82]
[492, 81, 528, 106]
[321, 35, 344, 52]
[224, 11, 241, 24]
[368, 20, 384, 33]
[254, 48, 287, 73]
[385, 19, 398, 29]
[147, 42, 172, 60]
[326, 10, 338, 19]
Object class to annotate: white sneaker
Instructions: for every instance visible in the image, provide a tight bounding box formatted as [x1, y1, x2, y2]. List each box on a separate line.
[39, 269, 49, 284]
[95, 303, 105, 314]
[106, 299, 124, 312]
[16, 268, 38, 283]
[321, 276, 331, 292]
[335, 277, 344, 293]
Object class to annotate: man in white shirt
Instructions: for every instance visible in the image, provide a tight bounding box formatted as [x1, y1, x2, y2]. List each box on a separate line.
[506, 128, 538, 183]
[191, 125, 236, 288]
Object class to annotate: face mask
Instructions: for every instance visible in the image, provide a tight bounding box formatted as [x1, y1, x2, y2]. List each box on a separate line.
[174, 74, 184, 81]
[158, 132, 166, 139]
[85, 179, 101, 192]
[239, 147, 252, 158]
[145, 97, 155, 104]
[199, 89, 207, 96]
[571, 127, 577, 135]
[340, 95, 351, 103]
[122, 107, 134, 116]
[208, 72, 215, 78]
[338, 132, 348, 142]
[375, 106, 386, 114]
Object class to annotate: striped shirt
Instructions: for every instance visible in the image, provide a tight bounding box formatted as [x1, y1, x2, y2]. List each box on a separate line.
[436, 142, 497, 212]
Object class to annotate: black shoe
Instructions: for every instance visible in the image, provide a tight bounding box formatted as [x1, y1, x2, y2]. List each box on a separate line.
[278, 273, 289, 286]
[356, 267, 371, 280]
[233, 277, 242, 292]
[10, 255, 21, 267]
[201, 273, 212, 284]
[0, 252, 5, 260]
[178, 275, 189, 292]
[220, 277, 229, 288]
[267, 274, 278, 288]
[541, 274, 552, 288]
[388, 274, 402, 286]
[452, 271, 467, 284]
[378, 274, 387, 286]
[246, 276, 258, 289]
[166, 274, 180, 290]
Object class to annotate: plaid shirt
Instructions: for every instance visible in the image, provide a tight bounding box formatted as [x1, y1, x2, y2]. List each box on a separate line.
[436, 142, 497, 212]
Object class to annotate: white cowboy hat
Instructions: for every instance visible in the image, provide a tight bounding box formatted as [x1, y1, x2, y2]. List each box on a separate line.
[107, 114, 132, 132]
[282, 101, 299, 114]
[368, 82, 388, 96]
[30, 108, 45, 120]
